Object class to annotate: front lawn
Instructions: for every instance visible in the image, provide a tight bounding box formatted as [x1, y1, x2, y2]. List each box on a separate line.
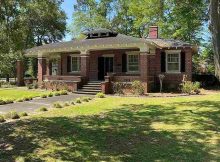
[0, 94, 220, 161]
[0, 88, 50, 100]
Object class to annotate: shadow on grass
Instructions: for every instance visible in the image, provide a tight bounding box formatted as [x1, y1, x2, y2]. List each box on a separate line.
[0, 101, 219, 161]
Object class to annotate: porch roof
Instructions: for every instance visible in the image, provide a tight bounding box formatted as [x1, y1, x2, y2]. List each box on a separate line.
[25, 34, 156, 57]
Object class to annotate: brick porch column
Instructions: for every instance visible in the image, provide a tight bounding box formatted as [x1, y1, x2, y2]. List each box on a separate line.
[16, 60, 24, 86]
[80, 53, 90, 79]
[140, 52, 148, 92]
[38, 57, 46, 83]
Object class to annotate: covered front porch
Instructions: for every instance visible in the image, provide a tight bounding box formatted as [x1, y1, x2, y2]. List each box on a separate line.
[37, 47, 150, 93]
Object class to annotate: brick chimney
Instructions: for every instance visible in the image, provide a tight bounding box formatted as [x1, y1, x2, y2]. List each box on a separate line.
[148, 26, 158, 39]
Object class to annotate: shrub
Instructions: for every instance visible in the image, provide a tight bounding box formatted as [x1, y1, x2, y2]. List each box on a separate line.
[63, 102, 70, 107]
[53, 102, 63, 108]
[96, 92, 105, 98]
[75, 98, 81, 103]
[33, 82, 38, 89]
[181, 81, 201, 95]
[19, 112, 28, 117]
[81, 97, 89, 102]
[131, 80, 145, 95]
[5, 111, 20, 119]
[60, 90, 68, 95]
[70, 101, 75, 105]
[54, 92, 61, 96]
[0, 115, 5, 123]
[4, 99, 13, 104]
[37, 107, 48, 112]
[41, 94, 47, 98]
[16, 98, 24, 102]
[26, 84, 33, 89]
[112, 82, 125, 95]
[48, 93, 53, 97]
[23, 97, 31, 101]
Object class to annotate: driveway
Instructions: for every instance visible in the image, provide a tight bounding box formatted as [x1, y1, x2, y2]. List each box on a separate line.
[0, 93, 92, 114]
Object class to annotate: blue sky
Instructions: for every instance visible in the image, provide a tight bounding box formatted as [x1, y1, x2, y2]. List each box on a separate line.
[61, 0, 77, 41]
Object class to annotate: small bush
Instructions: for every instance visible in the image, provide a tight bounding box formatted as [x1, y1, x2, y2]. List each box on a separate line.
[70, 101, 75, 105]
[131, 80, 145, 95]
[0, 115, 5, 123]
[19, 112, 28, 117]
[0, 99, 5, 105]
[75, 98, 81, 103]
[16, 98, 24, 102]
[54, 92, 61, 96]
[53, 102, 63, 108]
[63, 102, 70, 107]
[96, 92, 105, 98]
[26, 84, 33, 89]
[5, 111, 20, 119]
[41, 94, 47, 98]
[60, 90, 68, 95]
[181, 81, 201, 95]
[4, 99, 14, 104]
[23, 96, 32, 101]
[38, 107, 48, 112]
[81, 97, 89, 102]
[33, 82, 38, 89]
[48, 93, 53, 97]
[112, 82, 125, 95]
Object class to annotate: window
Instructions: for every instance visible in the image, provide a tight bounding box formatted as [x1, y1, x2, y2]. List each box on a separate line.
[51, 59, 58, 76]
[71, 56, 81, 72]
[127, 54, 139, 72]
[166, 53, 180, 73]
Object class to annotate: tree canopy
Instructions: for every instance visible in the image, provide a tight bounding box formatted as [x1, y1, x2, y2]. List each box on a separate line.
[0, 0, 67, 78]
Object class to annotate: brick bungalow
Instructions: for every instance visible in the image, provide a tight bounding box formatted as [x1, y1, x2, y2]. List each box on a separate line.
[19, 26, 197, 94]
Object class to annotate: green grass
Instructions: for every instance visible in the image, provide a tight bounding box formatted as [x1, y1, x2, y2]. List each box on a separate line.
[0, 88, 50, 101]
[0, 94, 220, 161]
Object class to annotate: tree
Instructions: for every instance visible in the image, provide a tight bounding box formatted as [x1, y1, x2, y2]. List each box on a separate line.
[209, 0, 220, 80]
[0, 0, 67, 79]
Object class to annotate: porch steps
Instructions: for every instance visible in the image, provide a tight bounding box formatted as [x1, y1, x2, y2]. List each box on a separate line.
[75, 81, 102, 95]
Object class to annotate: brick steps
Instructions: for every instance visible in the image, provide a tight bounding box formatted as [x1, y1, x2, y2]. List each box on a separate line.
[75, 81, 102, 95]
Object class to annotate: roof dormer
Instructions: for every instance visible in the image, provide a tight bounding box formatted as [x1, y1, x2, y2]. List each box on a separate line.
[83, 28, 118, 39]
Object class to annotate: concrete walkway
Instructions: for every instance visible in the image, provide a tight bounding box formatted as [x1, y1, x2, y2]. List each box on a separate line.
[0, 93, 92, 114]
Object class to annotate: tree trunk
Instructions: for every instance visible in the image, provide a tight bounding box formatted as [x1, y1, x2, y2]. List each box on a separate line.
[209, 0, 220, 80]
[6, 74, 9, 82]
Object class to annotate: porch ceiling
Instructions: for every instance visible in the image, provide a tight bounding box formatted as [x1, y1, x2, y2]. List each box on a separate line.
[25, 34, 157, 57]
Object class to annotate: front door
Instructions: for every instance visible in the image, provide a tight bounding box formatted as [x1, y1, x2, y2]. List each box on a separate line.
[98, 56, 113, 80]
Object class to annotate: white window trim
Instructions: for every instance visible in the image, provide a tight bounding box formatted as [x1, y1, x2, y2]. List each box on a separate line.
[70, 55, 81, 73]
[126, 52, 140, 73]
[166, 51, 181, 74]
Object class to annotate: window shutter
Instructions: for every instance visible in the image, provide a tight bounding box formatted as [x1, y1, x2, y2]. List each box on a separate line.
[122, 54, 127, 72]
[181, 51, 186, 72]
[161, 52, 166, 72]
[67, 56, 71, 72]
[49, 61, 52, 75]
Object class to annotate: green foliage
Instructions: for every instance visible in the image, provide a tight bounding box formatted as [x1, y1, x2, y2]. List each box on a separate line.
[181, 81, 201, 95]
[63, 102, 70, 107]
[48, 93, 54, 97]
[5, 111, 20, 119]
[96, 92, 105, 98]
[54, 92, 61, 96]
[41, 94, 47, 98]
[131, 80, 145, 95]
[60, 90, 68, 95]
[112, 82, 126, 95]
[0, 115, 5, 123]
[75, 98, 82, 104]
[37, 107, 48, 112]
[81, 97, 89, 102]
[0, 0, 66, 78]
[53, 102, 63, 108]
[19, 112, 28, 117]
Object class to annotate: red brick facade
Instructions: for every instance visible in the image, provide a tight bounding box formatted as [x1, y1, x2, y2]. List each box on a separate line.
[30, 46, 193, 93]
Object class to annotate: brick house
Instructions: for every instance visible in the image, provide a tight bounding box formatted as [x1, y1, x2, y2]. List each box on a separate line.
[19, 26, 197, 94]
